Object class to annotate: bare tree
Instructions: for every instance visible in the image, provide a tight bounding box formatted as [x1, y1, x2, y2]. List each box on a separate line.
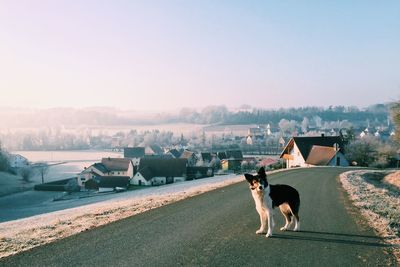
[301, 117, 309, 133]
[391, 100, 400, 143]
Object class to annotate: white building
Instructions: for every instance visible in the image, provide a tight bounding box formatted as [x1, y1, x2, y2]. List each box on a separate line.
[280, 135, 349, 168]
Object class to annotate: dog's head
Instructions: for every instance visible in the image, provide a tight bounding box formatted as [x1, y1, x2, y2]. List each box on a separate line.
[244, 167, 268, 192]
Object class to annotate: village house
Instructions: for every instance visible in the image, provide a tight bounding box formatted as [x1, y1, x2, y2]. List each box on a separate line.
[124, 147, 145, 166]
[145, 145, 164, 155]
[131, 158, 188, 186]
[180, 150, 198, 166]
[305, 145, 349, 167]
[101, 157, 134, 177]
[246, 126, 266, 145]
[200, 152, 213, 165]
[166, 148, 182, 159]
[77, 158, 134, 187]
[280, 135, 348, 168]
[221, 159, 242, 172]
[221, 150, 244, 172]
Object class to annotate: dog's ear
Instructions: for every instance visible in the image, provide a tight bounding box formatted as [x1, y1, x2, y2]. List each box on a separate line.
[258, 167, 266, 178]
[244, 173, 254, 184]
[258, 167, 268, 185]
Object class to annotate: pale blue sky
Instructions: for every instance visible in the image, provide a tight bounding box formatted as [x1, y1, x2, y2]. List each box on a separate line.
[0, 1, 399, 111]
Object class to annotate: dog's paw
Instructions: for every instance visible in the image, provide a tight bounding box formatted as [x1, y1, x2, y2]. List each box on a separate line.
[265, 232, 273, 238]
[256, 229, 266, 234]
[280, 226, 288, 231]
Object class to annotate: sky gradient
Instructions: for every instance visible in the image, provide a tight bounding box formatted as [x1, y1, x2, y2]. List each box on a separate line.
[1, 1, 399, 111]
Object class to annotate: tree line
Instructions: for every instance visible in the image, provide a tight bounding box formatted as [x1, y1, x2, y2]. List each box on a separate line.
[0, 104, 392, 128]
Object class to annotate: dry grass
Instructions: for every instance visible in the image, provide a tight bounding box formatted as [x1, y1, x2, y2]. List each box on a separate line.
[340, 170, 400, 263]
[384, 171, 400, 190]
[0, 174, 245, 259]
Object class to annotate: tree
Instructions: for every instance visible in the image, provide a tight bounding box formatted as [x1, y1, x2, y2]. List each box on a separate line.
[391, 100, 400, 143]
[0, 147, 10, 172]
[301, 117, 309, 133]
[279, 119, 296, 135]
[345, 137, 379, 167]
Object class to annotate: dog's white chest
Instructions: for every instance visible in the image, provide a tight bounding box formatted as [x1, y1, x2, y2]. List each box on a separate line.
[251, 186, 272, 211]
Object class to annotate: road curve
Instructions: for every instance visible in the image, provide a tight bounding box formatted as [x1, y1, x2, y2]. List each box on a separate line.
[1, 168, 397, 266]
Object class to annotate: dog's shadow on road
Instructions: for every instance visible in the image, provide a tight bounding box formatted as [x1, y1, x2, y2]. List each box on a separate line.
[272, 230, 396, 248]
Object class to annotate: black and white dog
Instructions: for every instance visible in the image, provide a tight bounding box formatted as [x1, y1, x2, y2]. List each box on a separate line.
[245, 167, 300, 237]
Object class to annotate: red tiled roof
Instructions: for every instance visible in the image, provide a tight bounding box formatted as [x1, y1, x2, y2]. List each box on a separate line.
[101, 158, 131, 171]
[305, 145, 337, 166]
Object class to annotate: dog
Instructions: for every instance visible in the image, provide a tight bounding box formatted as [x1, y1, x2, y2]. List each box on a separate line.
[245, 167, 300, 237]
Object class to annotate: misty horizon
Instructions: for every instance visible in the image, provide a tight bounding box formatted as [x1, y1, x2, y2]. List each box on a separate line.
[1, 1, 399, 111]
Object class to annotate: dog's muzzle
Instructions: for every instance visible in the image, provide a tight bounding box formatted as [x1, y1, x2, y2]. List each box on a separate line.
[250, 185, 263, 191]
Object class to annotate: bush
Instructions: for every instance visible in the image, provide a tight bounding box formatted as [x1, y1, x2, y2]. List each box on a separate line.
[345, 137, 398, 168]
[19, 167, 35, 182]
[0, 150, 10, 172]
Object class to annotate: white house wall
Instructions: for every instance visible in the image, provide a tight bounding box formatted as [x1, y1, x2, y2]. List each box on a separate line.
[288, 143, 306, 168]
[131, 173, 151, 186]
[77, 166, 104, 186]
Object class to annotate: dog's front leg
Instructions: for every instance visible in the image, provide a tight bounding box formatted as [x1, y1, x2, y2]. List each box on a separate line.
[266, 209, 275, 238]
[256, 209, 267, 234]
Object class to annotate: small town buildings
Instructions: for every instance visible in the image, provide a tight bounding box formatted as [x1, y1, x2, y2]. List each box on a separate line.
[77, 158, 134, 187]
[131, 158, 188, 186]
[180, 150, 198, 166]
[166, 148, 182, 159]
[200, 152, 213, 164]
[145, 145, 164, 155]
[221, 159, 242, 172]
[219, 149, 244, 172]
[77, 163, 107, 186]
[217, 151, 227, 160]
[280, 135, 348, 168]
[248, 127, 265, 139]
[101, 158, 134, 177]
[124, 147, 145, 166]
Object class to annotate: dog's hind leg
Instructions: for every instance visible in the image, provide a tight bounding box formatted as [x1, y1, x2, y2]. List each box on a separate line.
[279, 204, 292, 231]
[293, 212, 300, 231]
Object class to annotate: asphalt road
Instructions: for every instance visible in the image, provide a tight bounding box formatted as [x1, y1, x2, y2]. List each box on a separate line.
[1, 168, 397, 266]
